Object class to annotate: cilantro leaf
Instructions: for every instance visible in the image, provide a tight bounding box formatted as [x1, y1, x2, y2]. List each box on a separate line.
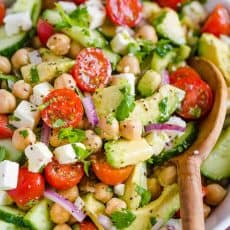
[111, 210, 136, 229]
[19, 130, 29, 138]
[83, 160, 91, 176]
[0, 146, 7, 162]
[150, 217, 157, 226]
[52, 119, 66, 128]
[59, 127, 85, 143]
[158, 97, 169, 122]
[72, 144, 90, 161]
[155, 39, 173, 58]
[116, 86, 135, 121]
[30, 66, 40, 83]
[135, 184, 152, 207]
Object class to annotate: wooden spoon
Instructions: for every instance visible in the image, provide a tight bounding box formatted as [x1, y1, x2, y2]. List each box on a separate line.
[172, 57, 227, 230]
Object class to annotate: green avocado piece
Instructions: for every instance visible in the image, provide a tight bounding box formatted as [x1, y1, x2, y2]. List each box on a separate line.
[198, 33, 230, 85]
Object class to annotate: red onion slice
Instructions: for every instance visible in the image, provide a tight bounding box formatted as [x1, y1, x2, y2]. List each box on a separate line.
[29, 50, 42, 65]
[40, 122, 51, 146]
[44, 189, 86, 222]
[161, 70, 170, 86]
[145, 123, 186, 133]
[98, 214, 113, 230]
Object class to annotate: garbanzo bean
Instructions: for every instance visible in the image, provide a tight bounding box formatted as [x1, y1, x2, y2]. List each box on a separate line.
[58, 186, 79, 202]
[53, 224, 72, 230]
[0, 89, 16, 114]
[11, 48, 30, 69]
[119, 119, 142, 140]
[32, 36, 43, 49]
[147, 178, 162, 200]
[105, 198, 127, 216]
[116, 55, 140, 75]
[68, 40, 83, 59]
[157, 165, 177, 186]
[203, 203, 211, 219]
[50, 203, 70, 224]
[135, 25, 158, 43]
[54, 73, 76, 90]
[83, 130, 103, 153]
[94, 183, 113, 203]
[205, 184, 227, 206]
[12, 80, 32, 99]
[0, 56, 11, 74]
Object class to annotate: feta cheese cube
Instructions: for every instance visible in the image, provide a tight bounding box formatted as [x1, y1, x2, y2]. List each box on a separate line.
[74, 196, 85, 210]
[114, 184, 125, 196]
[9, 100, 40, 129]
[54, 143, 86, 164]
[86, 0, 106, 29]
[4, 11, 32, 36]
[0, 160, 19, 190]
[25, 142, 53, 173]
[111, 31, 134, 55]
[30, 82, 53, 106]
[0, 191, 13, 205]
[59, 1, 77, 13]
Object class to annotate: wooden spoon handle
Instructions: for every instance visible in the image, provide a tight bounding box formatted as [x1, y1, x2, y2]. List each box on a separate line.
[177, 156, 204, 230]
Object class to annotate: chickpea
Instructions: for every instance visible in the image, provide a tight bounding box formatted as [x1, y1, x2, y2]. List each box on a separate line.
[157, 165, 177, 187]
[203, 203, 211, 219]
[68, 40, 83, 59]
[116, 55, 140, 75]
[12, 80, 32, 99]
[119, 119, 142, 140]
[0, 56, 11, 74]
[147, 178, 162, 200]
[49, 129, 69, 147]
[32, 36, 42, 49]
[0, 89, 16, 114]
[204, 184, 227, 206]
[11, 48, 30, 69]
[54, 73, 76, 90]
[47, 33, 71, 56]
[142, 2, 161, 21]
[68, 216, 77, 225]
[83, 130, 103, 153]
[135, 25, 158, 44]
[58, 186, 79, 202]
[50, 203, 70, 224]
[12, 128, 36, 151]
[79, 177, 96, 193]
[100, 20, 116, 38]
[53, 224, 72, 230]
[105, 198, 127, 216]
[94, 183, 113, 203]
[97, 115, 119, 140]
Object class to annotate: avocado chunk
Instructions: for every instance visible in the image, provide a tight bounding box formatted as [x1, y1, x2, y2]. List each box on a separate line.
[21, 59, 75, 84]
[198, 33, 230, 85]
[105, 138, 153, 168]
[129, 85, 185, 126]
[123, 162, 148, 210]
[82, 194, 105, 230]
[153, 9, 185, 45]
[201, 126, 230, 180]
[138, 70, 161, 97]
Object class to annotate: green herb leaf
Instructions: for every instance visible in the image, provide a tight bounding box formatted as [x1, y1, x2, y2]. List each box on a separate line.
[116, 86, 135, 121]
[155, 39, 173, 58]
[0, 146, 7, 162]
[83, 160, 91, 176]
[135, 184, 152, 207]
[52, 119, 66, 128]
[150, 217, 157, 226]
[111, 210, 136, 229]
[30, 66, 40, 83]
[158, 97, 169, 122]
[69, 7, 90, 28]
[59, 127, 85, 143]
[72, 144, 90, 161]
[0, 74, 17, 81]
[9, 115, 20, 122]
[19, 130, 29, 138]
[153, 11, 167, 27]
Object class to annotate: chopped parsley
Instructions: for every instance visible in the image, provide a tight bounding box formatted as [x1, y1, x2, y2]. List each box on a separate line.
[9, 115, 20, 122]
[0, 73, 17, 81]
[52, 119, 66, 128]
[135, 184, 152, 207]
[19, 130, 29, 138]
[158, 97, 169, 122]
[155, 39, 174, 58]
[150, 217, 157, 226]
[0, 146, 7, 162]
[111, 210, 136, 229]
[30, 66, 40, 84]
[58, 127, 85, 143]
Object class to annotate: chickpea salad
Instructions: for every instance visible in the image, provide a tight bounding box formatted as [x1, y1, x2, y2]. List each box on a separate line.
[0, 0, 230, 229]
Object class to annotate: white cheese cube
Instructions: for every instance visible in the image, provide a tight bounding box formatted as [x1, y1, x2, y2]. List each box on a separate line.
[54, 143, 86, 164]
[59, 1, 77, 13]
[0, 191, 13, 205]
[112, 73, 136, 95]
[4, 11, 32, 36]
[30, 82, 53, 106]
[74, 196, 85, 210]
[0, 160, 19, 190]
[114, 184, 125, 196]
[111, 31, 134, 55]
[86, 0, 106, 29]
[25, 142, 53, 173]
[9, 101, 40, 129]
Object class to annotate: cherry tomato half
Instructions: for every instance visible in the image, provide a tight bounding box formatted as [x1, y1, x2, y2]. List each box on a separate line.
[106, 0, 142, 27]
[0, 2, 6, 25]
[41, 89, 83, 128]
[8, 168, 45, 206]
[92, 155, 133, 186]
[202, 4, 230, 37]
[73, 0, 86, 5]
[44, 161, 84, 190]
[72, 48, 111, 93]
[155, 0, 182, 10]
[0, 115, 13, 139]
[80, 220, 97, 230]
[37, 19, 54, 45]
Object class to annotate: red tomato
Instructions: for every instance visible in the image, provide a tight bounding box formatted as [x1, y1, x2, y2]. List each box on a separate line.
[41, 89, 83, 128]
[202, 4, 230, 37]
[8, 168, 45, 206]
[170, 68, 213, 120]
[72, 48, 111, 93]
[37, 19, 54, 45]
[92, 155, 133, 186]
[0, 2, 5, 25]
[73, 0, 86, 4]
[155, 0, 182, 10]
[106, 0, 142, 27]
[80, 220, 97, 230]
[44, 161, 84, 190]
[0, 115, 13, 139]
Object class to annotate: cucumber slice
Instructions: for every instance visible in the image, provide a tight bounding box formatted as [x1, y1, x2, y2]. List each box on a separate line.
[150, 122, 197, 165]
[201, 127, 230, 180]
[0, 139, 23, 162]
[0, 206, 26, 227]
[0, 220, 18, 230]
[42, 9, 62, 25]
[23, 199, 53, 230]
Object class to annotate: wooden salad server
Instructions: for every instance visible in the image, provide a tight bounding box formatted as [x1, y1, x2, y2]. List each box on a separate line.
[172, 57, 227, 230]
